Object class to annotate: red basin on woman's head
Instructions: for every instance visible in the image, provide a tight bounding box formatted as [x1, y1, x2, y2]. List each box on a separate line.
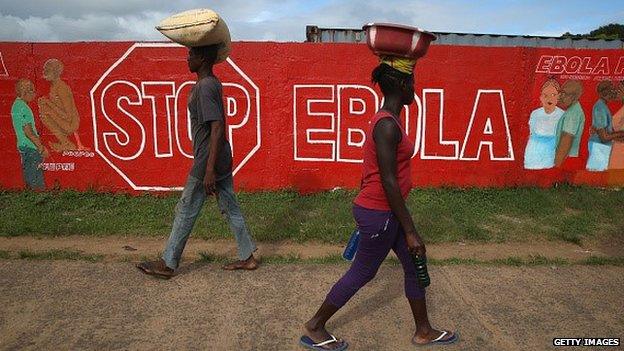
[363, 22, 437, 59]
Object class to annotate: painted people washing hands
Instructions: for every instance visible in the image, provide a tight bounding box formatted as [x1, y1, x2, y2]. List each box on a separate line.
[608, 81, 624, 169]
[586, 81, 624, 171]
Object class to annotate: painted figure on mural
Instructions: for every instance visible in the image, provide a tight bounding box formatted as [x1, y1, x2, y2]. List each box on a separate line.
[11, 79, 48, 189]
[586, 81, 624, 171]
[554, 80, 585, 167]
[37, 58, 88, 152]
[607, 81, 624, 169]
[524, 78, 564, 169]
[0, 52, 8, 76]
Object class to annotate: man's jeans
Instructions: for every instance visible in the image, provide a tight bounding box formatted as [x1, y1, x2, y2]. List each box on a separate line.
[163, 174, 256, 269]
[18, 146, 44, 190]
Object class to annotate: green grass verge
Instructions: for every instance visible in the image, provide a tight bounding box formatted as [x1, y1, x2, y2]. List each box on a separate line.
[199, 252, 350, 265]
[1, 185, 623, 244]
[429, 255, 571, 266]
[16, 249, 104, 262]
[582, 256, 624, 266]
[0, 250, 622, 266]
[196, 253, 624, 267]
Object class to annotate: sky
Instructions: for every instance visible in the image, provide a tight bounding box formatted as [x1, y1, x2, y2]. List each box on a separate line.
[0, 0, 622, 42]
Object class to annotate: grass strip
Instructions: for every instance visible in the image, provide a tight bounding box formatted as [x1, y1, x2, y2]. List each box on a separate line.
[1, 185, 622, 245]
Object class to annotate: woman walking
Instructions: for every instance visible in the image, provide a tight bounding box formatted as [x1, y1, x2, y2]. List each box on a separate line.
[300, 58, 458, 350]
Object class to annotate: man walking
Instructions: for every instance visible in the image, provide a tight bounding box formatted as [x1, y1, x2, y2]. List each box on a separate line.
[137, 44, 258, 278]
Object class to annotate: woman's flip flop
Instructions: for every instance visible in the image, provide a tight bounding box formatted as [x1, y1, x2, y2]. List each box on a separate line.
[413, 330, 459, 346]
[299, 334, 348, 350]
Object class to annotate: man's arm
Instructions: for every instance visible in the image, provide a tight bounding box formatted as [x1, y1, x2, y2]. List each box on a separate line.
[23, 123, 49, 158]
[204, 120, 224, 195]
[197, 78, 226, 194]
[554, 133, 573, 167]
[595, 128, 624, 143]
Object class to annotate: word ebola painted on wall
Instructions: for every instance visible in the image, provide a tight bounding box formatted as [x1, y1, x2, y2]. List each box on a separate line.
[1, 41, 623, 192]
[536, 55, 624, 76]
[293, 85, 512, 163]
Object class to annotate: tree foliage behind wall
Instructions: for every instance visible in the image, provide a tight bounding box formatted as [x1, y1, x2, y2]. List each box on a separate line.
[561, 23, 624, 40]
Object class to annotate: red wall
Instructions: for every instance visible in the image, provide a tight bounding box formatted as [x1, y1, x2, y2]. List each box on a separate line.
[1, 41, 623, 192]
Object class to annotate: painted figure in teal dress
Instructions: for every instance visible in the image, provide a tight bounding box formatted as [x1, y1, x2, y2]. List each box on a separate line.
[524, 78, 564, 169]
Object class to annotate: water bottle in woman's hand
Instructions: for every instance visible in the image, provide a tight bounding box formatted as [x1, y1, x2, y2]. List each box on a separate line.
[342, 229, 360, 261]
[410, 253, 431, 288]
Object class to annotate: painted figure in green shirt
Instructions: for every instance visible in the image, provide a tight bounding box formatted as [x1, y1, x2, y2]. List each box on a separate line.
[555, 80, 585, 167]
[11, 79, 48, 189]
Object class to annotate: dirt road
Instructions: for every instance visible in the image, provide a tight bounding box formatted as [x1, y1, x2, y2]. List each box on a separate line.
[0, 235, 612, 262]
[1, 260, 622, 350]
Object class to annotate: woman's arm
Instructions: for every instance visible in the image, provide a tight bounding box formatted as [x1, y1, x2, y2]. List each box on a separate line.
[374, 118, 425, 256]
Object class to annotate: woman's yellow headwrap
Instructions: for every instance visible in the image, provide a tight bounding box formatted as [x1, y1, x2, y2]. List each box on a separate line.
[379, 55, 416, 75]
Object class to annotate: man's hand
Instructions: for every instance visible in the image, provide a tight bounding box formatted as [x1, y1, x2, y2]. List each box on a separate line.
[204, 169, 216, 195]
[40, 146, 50, 159]
[405, 231, 426, 257]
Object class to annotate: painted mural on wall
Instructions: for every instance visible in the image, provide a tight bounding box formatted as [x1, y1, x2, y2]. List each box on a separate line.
[0, 52, 8, 77]
[8, 58, 92, 190]
[529, 54, 624, 187]
[609, 82, 624, 169]
[11, 79, 47, 189]
[1, 42, 623, 192]
[588, 81, 624, 171]
[524, 77, 624, 172]
[38, 59, 88, 152]
[524, 78, 565, 169]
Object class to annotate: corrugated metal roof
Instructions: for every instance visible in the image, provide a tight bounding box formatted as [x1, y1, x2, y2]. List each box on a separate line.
[305, 25, 624, 49]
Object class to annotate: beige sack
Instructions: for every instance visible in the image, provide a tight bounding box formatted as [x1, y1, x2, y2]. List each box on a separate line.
[156, 8, 231, 63]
